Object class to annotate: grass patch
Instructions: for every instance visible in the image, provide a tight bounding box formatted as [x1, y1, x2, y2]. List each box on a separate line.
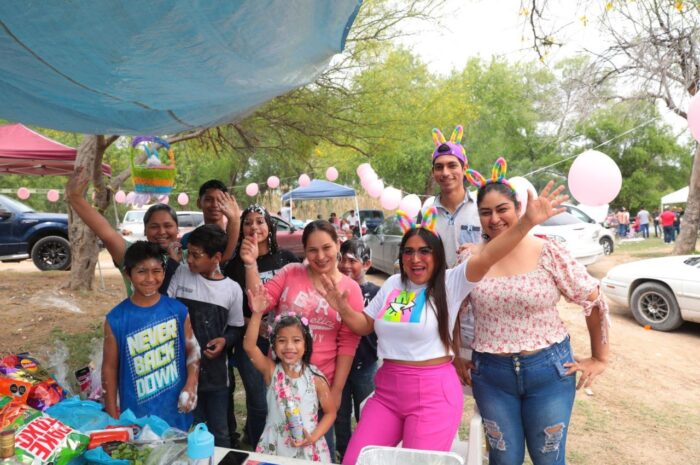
[49, 324, 102, 373]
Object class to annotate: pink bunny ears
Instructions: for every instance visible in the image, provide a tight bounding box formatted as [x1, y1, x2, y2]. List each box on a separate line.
[431, 125, 467, 167]
[396, 206, 439, 236]
[464, 157, 516, 193]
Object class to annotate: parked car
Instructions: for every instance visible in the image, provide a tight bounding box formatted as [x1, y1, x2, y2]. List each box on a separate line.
[602, 255, 700, 331]
[361, 216, 402, 275]
[271, 215, 305, 258]
[531, 212, 604, 266]
[0, 194, 71, 271]
[118, 208, 203, 241]
[563, 203, 615, 255]
[343, 209, 385, 234]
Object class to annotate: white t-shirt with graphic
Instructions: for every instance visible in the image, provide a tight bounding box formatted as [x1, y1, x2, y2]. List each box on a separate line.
[364, 260, 476, 361]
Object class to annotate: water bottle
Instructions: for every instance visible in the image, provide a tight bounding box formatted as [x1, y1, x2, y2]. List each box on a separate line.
[187, 423, 214, 465]
[284, 401, 305, 442]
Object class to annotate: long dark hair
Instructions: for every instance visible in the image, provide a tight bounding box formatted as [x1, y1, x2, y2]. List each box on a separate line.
[476, 183, 520, 241]
[302, 220, 338, 247]
[398, 228, 451, 353]
[238, 204, 278, 254]
[269, 314, 328, 384]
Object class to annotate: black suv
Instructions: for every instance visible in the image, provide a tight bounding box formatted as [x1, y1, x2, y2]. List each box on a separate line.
[0, 194, 71, 271]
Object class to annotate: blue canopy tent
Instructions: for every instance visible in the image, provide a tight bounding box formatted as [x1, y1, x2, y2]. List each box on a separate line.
[281, 179, 362, 235]
[0, 1, 362, 134]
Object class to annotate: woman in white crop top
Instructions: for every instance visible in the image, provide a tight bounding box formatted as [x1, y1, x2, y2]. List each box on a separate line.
[459, 159, 610, 465]
[320, 179, 568, 465]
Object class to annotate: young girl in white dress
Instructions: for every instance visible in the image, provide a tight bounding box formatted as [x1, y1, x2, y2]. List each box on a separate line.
[244, 286, 334, 462]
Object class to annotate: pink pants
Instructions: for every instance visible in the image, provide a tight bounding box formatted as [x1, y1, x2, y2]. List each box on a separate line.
[341, 361, 463, 465]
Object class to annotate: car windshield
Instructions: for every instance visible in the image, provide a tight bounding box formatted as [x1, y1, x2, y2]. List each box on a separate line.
[123, 210, 146, 223]
[0, 195, 34, 213]
[360, 210, 383, 220]
[683, 256, 700, 267]
[541, 212, 582, 226]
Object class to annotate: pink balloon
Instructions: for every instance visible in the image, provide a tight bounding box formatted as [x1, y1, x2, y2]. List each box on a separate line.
[114, 190, 126, 203]
[356, 163, 372, 178]
[568, 150, 622, 206]
[380, 187, 402, 211]
[299, 174, 311, 187]
[17, 187, 30, 200]
[158, 195, 169, 204]
[367, 179, 384, 198]
[688, 93, 700, 142]
[46, 189, 60, 202]
[326, 167, 339, 182]
[126, 191, 136, 204]
[246, 183, 259, 197]
[267, 176, 280, 189]
[177, 192, 189, 206]
[399, 194, 422, 217]
[360, 170, 378, 190]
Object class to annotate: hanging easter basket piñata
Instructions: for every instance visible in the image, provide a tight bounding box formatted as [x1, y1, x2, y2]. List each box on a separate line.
[130, 136, 176, 202]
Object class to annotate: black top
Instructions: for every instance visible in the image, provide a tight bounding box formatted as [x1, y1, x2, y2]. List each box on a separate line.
[224, 249, 300, 318]
[353, 281, 380, 371]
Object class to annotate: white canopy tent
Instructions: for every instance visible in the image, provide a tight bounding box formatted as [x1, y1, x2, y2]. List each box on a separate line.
[661, 186, 688, 207]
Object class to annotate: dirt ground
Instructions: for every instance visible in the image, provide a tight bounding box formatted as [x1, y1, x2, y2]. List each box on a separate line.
[1, 246, 699, 465]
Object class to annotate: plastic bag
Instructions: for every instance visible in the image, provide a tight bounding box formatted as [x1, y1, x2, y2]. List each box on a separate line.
[0, 395, 89, 465]
[143, 441, 187, 465]
[46, 398, 113, 432]
[0, 353, 66, 411]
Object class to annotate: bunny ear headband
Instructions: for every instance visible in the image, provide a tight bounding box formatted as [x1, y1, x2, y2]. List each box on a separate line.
[432, 125, 467, 167]
[396, 206, 439, 236]
[464, 157, 516, 193]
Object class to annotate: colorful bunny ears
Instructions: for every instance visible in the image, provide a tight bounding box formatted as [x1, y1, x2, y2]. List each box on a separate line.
[464, 157, 516, 193]
[396, 206, 439, 236]
[431, 125, 467, 166]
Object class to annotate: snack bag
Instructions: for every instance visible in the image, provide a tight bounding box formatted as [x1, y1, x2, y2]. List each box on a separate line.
[0, 376, 32, 404]
[0, 395, 89, 465]
[0, 354, 66, 411]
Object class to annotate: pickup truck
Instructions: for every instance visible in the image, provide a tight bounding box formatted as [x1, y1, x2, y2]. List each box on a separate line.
[0, 194, 71, 271]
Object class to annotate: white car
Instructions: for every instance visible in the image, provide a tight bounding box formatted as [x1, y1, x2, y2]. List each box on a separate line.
[602, 255, 700, 331]
[531, 212, 604, 266]
[119, 208, 203, 241]
[563, 203, 615, 255]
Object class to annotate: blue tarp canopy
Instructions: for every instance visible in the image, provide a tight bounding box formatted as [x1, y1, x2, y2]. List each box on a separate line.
[282, 180, 356, 201]
[0, 1, 362, 135]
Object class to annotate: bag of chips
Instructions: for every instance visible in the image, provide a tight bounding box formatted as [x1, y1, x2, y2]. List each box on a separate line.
[0, 354, 66, 411]
[0, 395, 89, 465]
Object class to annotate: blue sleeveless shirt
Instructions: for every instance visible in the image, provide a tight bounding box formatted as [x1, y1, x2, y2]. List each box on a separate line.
[106, 295, 192, 431]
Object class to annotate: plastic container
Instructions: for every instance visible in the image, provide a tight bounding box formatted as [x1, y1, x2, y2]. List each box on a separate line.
[284, 400, 305, 442]
[357, 446, 464, 465]
[186, 423, 214, 465]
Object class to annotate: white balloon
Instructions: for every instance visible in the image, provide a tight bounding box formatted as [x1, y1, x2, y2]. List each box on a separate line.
[422, 196, 435, 210]
[367, 179, 384, 198]
[380, 187, 402, 211]
[509, 176, 537, 218]
[399, 194, 422, 217]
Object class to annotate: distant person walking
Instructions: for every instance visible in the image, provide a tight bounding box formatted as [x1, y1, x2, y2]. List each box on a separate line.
[652, 209, 660, 238]
[636, 207, 650, 239]
[616, 207, 630, 238]
[660, 206, 676, 243]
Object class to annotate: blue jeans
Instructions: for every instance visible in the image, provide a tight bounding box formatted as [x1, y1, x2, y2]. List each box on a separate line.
[640, 223, 649, 238]
[471, 338, 576, 465]
[234, 335, 269, 447]
[334, 362, 378, 461]
[194, 387, 231, 448]
[663, 226, 675, 243]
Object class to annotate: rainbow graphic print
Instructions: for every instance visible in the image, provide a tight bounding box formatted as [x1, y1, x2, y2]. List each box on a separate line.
[376, 288, 427, 323]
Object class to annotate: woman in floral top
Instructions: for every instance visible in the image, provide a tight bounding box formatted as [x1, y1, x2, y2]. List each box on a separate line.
[243, 301, 333, 462]
[460, 158, 610, 465]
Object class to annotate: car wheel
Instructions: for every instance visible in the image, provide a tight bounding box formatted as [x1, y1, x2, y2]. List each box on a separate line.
[31, 236, 71, 271]
[630, 282, 683, 331]
[600, 237, 614, 255]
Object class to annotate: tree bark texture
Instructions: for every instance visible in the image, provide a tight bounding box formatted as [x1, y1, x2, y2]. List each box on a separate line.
[673, 144, 700, 254]
[64, 135, 110, 291]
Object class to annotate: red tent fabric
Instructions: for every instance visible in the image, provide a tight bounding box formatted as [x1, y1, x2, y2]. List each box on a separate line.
[0, 124, 111, 176]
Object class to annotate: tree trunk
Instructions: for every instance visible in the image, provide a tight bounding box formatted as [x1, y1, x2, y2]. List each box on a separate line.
[673, 144, 700, 254]
[64, 135, 109, 291]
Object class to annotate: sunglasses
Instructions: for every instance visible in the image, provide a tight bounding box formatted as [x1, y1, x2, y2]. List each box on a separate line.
[401, 246, 433, 258]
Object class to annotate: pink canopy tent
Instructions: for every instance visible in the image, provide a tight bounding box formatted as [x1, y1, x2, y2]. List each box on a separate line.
[0, 123, 111, 176]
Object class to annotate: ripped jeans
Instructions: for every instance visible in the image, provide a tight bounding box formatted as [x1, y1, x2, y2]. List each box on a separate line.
[471, 337, 576, 465]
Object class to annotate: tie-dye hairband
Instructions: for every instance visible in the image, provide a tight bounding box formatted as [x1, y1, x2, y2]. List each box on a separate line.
[432, 125, 468, 167]
[464, 157, 516, 193]
[396, 206, 439, 236]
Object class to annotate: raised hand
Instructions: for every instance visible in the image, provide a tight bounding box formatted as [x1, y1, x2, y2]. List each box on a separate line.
[65, 166, 91, 200]
[318, 273, 349, 312]
[522, 181, 568, 227]
[246, 284, 270, 314]
[239, 236, 259, 265]
[215, 191, 240, 221]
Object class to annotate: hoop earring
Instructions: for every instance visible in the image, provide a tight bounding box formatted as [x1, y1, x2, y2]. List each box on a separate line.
[481, 233, 490, 241]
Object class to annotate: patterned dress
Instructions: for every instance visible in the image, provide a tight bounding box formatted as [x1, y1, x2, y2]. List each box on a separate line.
[256, 364, 331, 462]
